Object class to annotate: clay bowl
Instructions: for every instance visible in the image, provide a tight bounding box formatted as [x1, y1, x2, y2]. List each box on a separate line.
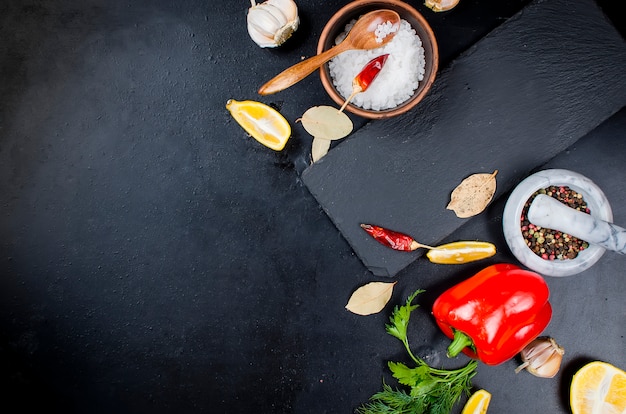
[317, 0, 438, 119]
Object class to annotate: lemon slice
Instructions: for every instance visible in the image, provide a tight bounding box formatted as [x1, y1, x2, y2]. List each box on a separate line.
[570, 361, 626, 414]
[226, 99, 291, 151]
[425, 241, 496, 264]
[461, 389, 491, 414]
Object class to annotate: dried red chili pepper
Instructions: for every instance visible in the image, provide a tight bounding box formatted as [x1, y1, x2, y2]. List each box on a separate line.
[360, 223, 420, 251]
[432, 263, 553, 366]
[339, 54, 389, 112]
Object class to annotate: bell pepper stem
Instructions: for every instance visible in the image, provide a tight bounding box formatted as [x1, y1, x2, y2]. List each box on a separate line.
[447, 329, 474, 358]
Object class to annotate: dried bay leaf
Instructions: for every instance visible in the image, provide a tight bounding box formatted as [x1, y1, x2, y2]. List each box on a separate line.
[447, 170, 498, 218]
[311, 137, 331, 163]
[297, 105, 353, 141]
[346, 281, 397, 316]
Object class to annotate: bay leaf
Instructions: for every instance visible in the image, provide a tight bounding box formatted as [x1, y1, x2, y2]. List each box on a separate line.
[311, 137, 331, 163]
[345, 281, 397, 316]
[447, 170, 498, 218]
[297, 105, 353, 141]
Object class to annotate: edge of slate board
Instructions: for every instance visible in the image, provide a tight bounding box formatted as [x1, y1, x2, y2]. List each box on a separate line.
[301, 0, 626, 277]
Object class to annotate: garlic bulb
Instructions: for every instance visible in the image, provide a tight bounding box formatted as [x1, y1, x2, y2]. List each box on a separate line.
[247, 0, 299, 48]
[515, 337, 565, 378]
[424, 0, 461, 12]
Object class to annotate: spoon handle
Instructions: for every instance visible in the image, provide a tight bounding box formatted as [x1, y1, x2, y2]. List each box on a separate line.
[258, 43, 349, 95]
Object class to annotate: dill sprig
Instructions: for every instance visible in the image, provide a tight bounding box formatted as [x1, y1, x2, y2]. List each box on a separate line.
[356, 290, 477, 414]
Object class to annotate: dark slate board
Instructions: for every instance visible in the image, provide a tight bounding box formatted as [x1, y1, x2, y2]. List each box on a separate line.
[302, 0, 626, 277]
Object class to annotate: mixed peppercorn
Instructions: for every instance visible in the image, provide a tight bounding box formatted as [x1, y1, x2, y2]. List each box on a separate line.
[521, 185, 590, 260]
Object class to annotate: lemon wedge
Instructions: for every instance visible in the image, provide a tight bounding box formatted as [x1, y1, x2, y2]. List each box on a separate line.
[570, 361, 626, 414]
[425, 241, 496, 264]
[461, 389, 491, 414]
[226, 99, 291, 151]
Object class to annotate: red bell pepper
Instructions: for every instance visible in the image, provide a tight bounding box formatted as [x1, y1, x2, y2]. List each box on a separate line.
[432, 263, 552, 365]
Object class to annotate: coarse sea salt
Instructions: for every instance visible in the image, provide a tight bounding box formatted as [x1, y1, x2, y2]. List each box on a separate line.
[328, 19, 426, 111]
[375, 20, 398, 43]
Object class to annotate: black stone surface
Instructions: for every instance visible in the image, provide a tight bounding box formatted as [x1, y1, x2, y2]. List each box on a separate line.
[302, 0, 626, 277]
[0, 1, 624, 413]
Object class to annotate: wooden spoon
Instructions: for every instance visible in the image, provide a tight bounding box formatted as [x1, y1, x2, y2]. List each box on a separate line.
[258, 9, 401, 96]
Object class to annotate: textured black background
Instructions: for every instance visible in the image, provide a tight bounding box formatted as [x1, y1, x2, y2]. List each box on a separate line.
[1, 1, 624, 413]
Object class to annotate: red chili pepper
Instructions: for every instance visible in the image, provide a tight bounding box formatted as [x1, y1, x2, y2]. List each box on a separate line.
[432, 263, 552, 365]
[354, 53, 389, 92]
[339, 54, 389, 112]
[360, 223, 419, 251]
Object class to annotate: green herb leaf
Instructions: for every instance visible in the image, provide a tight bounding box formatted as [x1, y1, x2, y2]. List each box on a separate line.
[357, 383, 425, 414]
[358, 289, 478, 414]
[385, 289, 423, 342]
[388, 362, 429, 387]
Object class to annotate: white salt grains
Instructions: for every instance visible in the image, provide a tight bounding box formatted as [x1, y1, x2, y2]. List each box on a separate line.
[374, 20, 398, 43]
[328, 19, 426, 111]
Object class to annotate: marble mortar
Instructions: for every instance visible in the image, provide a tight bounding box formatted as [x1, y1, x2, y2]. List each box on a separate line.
[502, 169, 613, 277]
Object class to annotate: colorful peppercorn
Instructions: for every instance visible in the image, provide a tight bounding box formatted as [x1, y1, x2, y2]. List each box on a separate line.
[520, 186, 590, 260]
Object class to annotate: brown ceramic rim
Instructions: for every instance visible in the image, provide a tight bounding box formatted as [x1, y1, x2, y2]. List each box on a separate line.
[317, 0, 439, 119]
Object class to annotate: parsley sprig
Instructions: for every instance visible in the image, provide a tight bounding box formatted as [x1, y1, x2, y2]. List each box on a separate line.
[357, 290, 478, 414]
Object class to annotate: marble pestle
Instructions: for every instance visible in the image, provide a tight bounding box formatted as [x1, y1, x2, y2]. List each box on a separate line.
[527, 194, 626, 254]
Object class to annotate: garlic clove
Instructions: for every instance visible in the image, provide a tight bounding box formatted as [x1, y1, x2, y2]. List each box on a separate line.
[247, 21, 277, 48]
[273, 18, 298, 46]
[527, 350, 563, 378]
[261, 3, 289, 25]
[247, 0, 299, 48]
[424, 0, 461, 12]
[515, 336, 565, 378]
[266, 0, 298, 20]
[248, 8, 283, 38]
[248, 27, 278, 48]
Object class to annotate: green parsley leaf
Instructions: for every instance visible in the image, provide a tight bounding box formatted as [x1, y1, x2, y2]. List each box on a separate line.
[357, 289, 478, 414]
[388, 362, 429, 387]
[385, 289, 423, 341]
